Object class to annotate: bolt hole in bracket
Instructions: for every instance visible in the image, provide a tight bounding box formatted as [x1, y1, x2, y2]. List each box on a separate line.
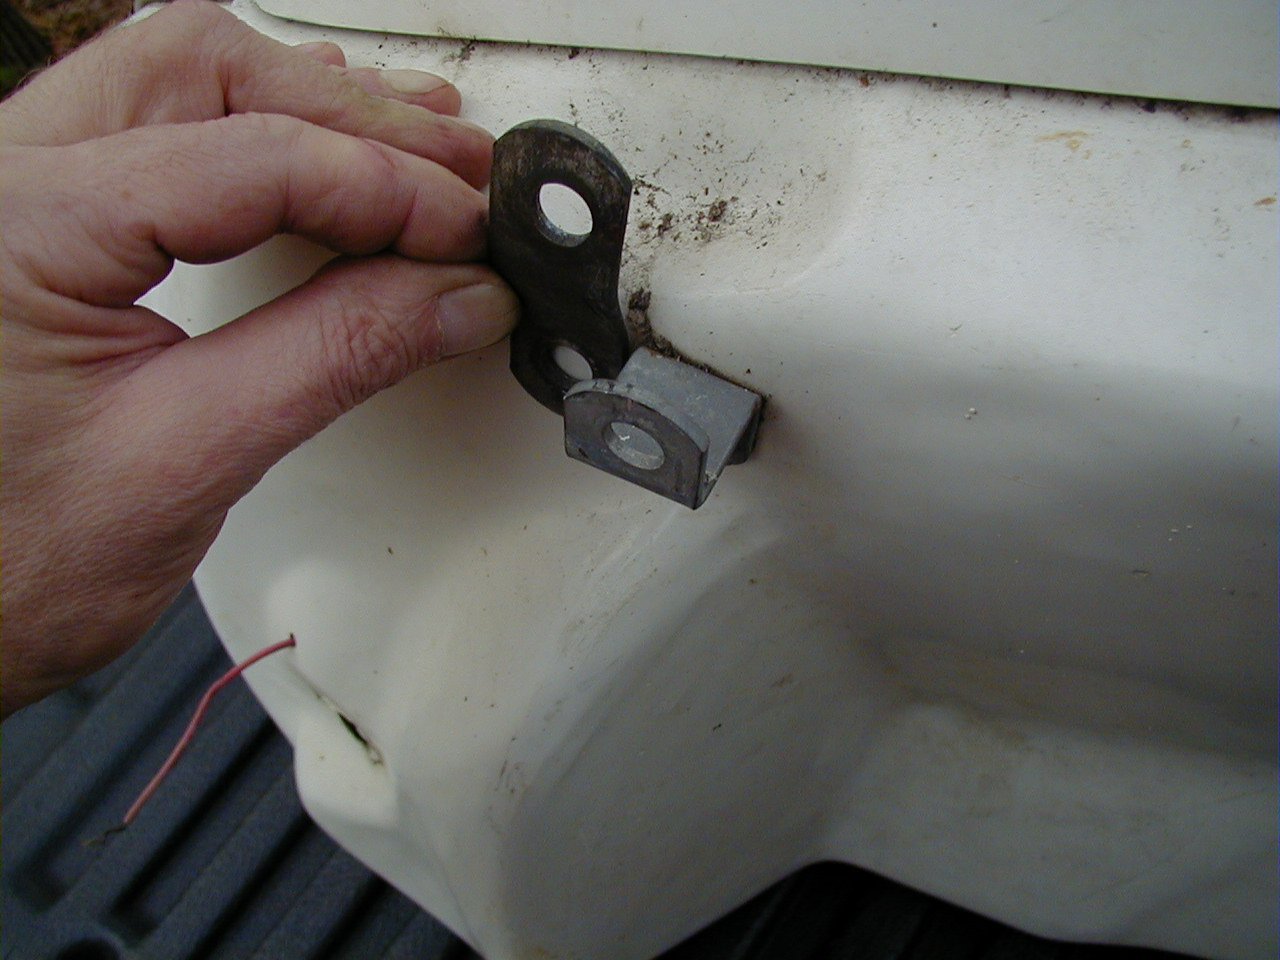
[490, 120, 763, 509]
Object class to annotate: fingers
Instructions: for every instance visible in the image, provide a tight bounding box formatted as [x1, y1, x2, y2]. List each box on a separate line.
[13, 115, 489, 308]
[0, 1, 489, 186]
[101, 257, 519, 507]
[0, 256, 516, 710]
[294, 41, 347, 67]
[220, 30, 491, 188]
[337, 67, 464, 117]
[290, 41, 463, 114]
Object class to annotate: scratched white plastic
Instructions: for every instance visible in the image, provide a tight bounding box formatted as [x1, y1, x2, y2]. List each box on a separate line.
[258, 0, 1280, 109]
[146, 2, 1279, 958]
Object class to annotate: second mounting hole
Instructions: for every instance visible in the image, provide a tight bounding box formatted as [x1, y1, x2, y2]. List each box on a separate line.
[539, 183, 593, 241]
[607, 421, 665, 471]
[552, 344, 593, 382]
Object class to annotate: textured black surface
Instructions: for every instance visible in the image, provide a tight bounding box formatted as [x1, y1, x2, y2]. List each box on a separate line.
[0, 0, 51, 94]
[2, 586, 1188, 960]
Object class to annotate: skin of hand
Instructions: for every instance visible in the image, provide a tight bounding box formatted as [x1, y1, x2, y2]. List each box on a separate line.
[0, 0, 520, 716]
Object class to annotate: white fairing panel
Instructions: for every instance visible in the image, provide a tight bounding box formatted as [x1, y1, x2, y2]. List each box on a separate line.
[256, 0, 1280, 108]
[148, 3, 1279, 959]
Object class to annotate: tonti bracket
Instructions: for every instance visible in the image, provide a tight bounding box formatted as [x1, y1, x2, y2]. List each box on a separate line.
[490, 120, 763, 509]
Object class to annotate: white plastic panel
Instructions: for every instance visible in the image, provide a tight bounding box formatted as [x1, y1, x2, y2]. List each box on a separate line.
[147, 3, 1280, 959]
[255, 0, 1280, 108]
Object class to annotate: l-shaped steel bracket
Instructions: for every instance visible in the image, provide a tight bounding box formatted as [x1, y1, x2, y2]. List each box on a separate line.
[490, 119, 763, 509]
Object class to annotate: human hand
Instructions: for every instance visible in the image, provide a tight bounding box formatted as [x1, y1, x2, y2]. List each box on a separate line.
[0, 0, 519, 715]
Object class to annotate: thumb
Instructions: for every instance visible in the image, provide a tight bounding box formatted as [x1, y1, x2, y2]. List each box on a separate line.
[108, 256, 519, 509]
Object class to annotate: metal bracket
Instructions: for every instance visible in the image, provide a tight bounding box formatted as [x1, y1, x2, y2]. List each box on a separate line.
[490, 119, 763, 509]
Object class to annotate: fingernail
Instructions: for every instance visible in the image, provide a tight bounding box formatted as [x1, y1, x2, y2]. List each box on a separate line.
[380, 68, 450, 95]
[436, 283, 520, 357]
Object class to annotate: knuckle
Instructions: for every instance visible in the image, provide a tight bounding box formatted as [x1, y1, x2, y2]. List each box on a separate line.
[166, 0, 231, 24]
[312, 81, 363, 126]
[313, 137, 406, 247]
[308, 42, 346, 65]
[347, 139, 403, 203]
[216, 113, 309, 176]
[316, 291, 420, 413]
[222, 110, 303, 142]
[145, 0, 235, 48]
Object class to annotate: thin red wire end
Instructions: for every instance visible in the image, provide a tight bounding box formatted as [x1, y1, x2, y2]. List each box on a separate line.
[117, 634, 297, 830]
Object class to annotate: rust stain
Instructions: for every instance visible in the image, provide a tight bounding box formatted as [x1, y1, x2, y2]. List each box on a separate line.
[1037, 130, 1091, 152]
[1255, 196, 1277, 207]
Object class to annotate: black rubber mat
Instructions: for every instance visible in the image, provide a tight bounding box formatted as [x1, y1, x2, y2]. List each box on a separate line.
[2, 586, 1188, 960]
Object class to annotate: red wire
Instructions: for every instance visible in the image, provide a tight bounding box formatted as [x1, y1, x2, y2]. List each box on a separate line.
[119, 635, 297, 827]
